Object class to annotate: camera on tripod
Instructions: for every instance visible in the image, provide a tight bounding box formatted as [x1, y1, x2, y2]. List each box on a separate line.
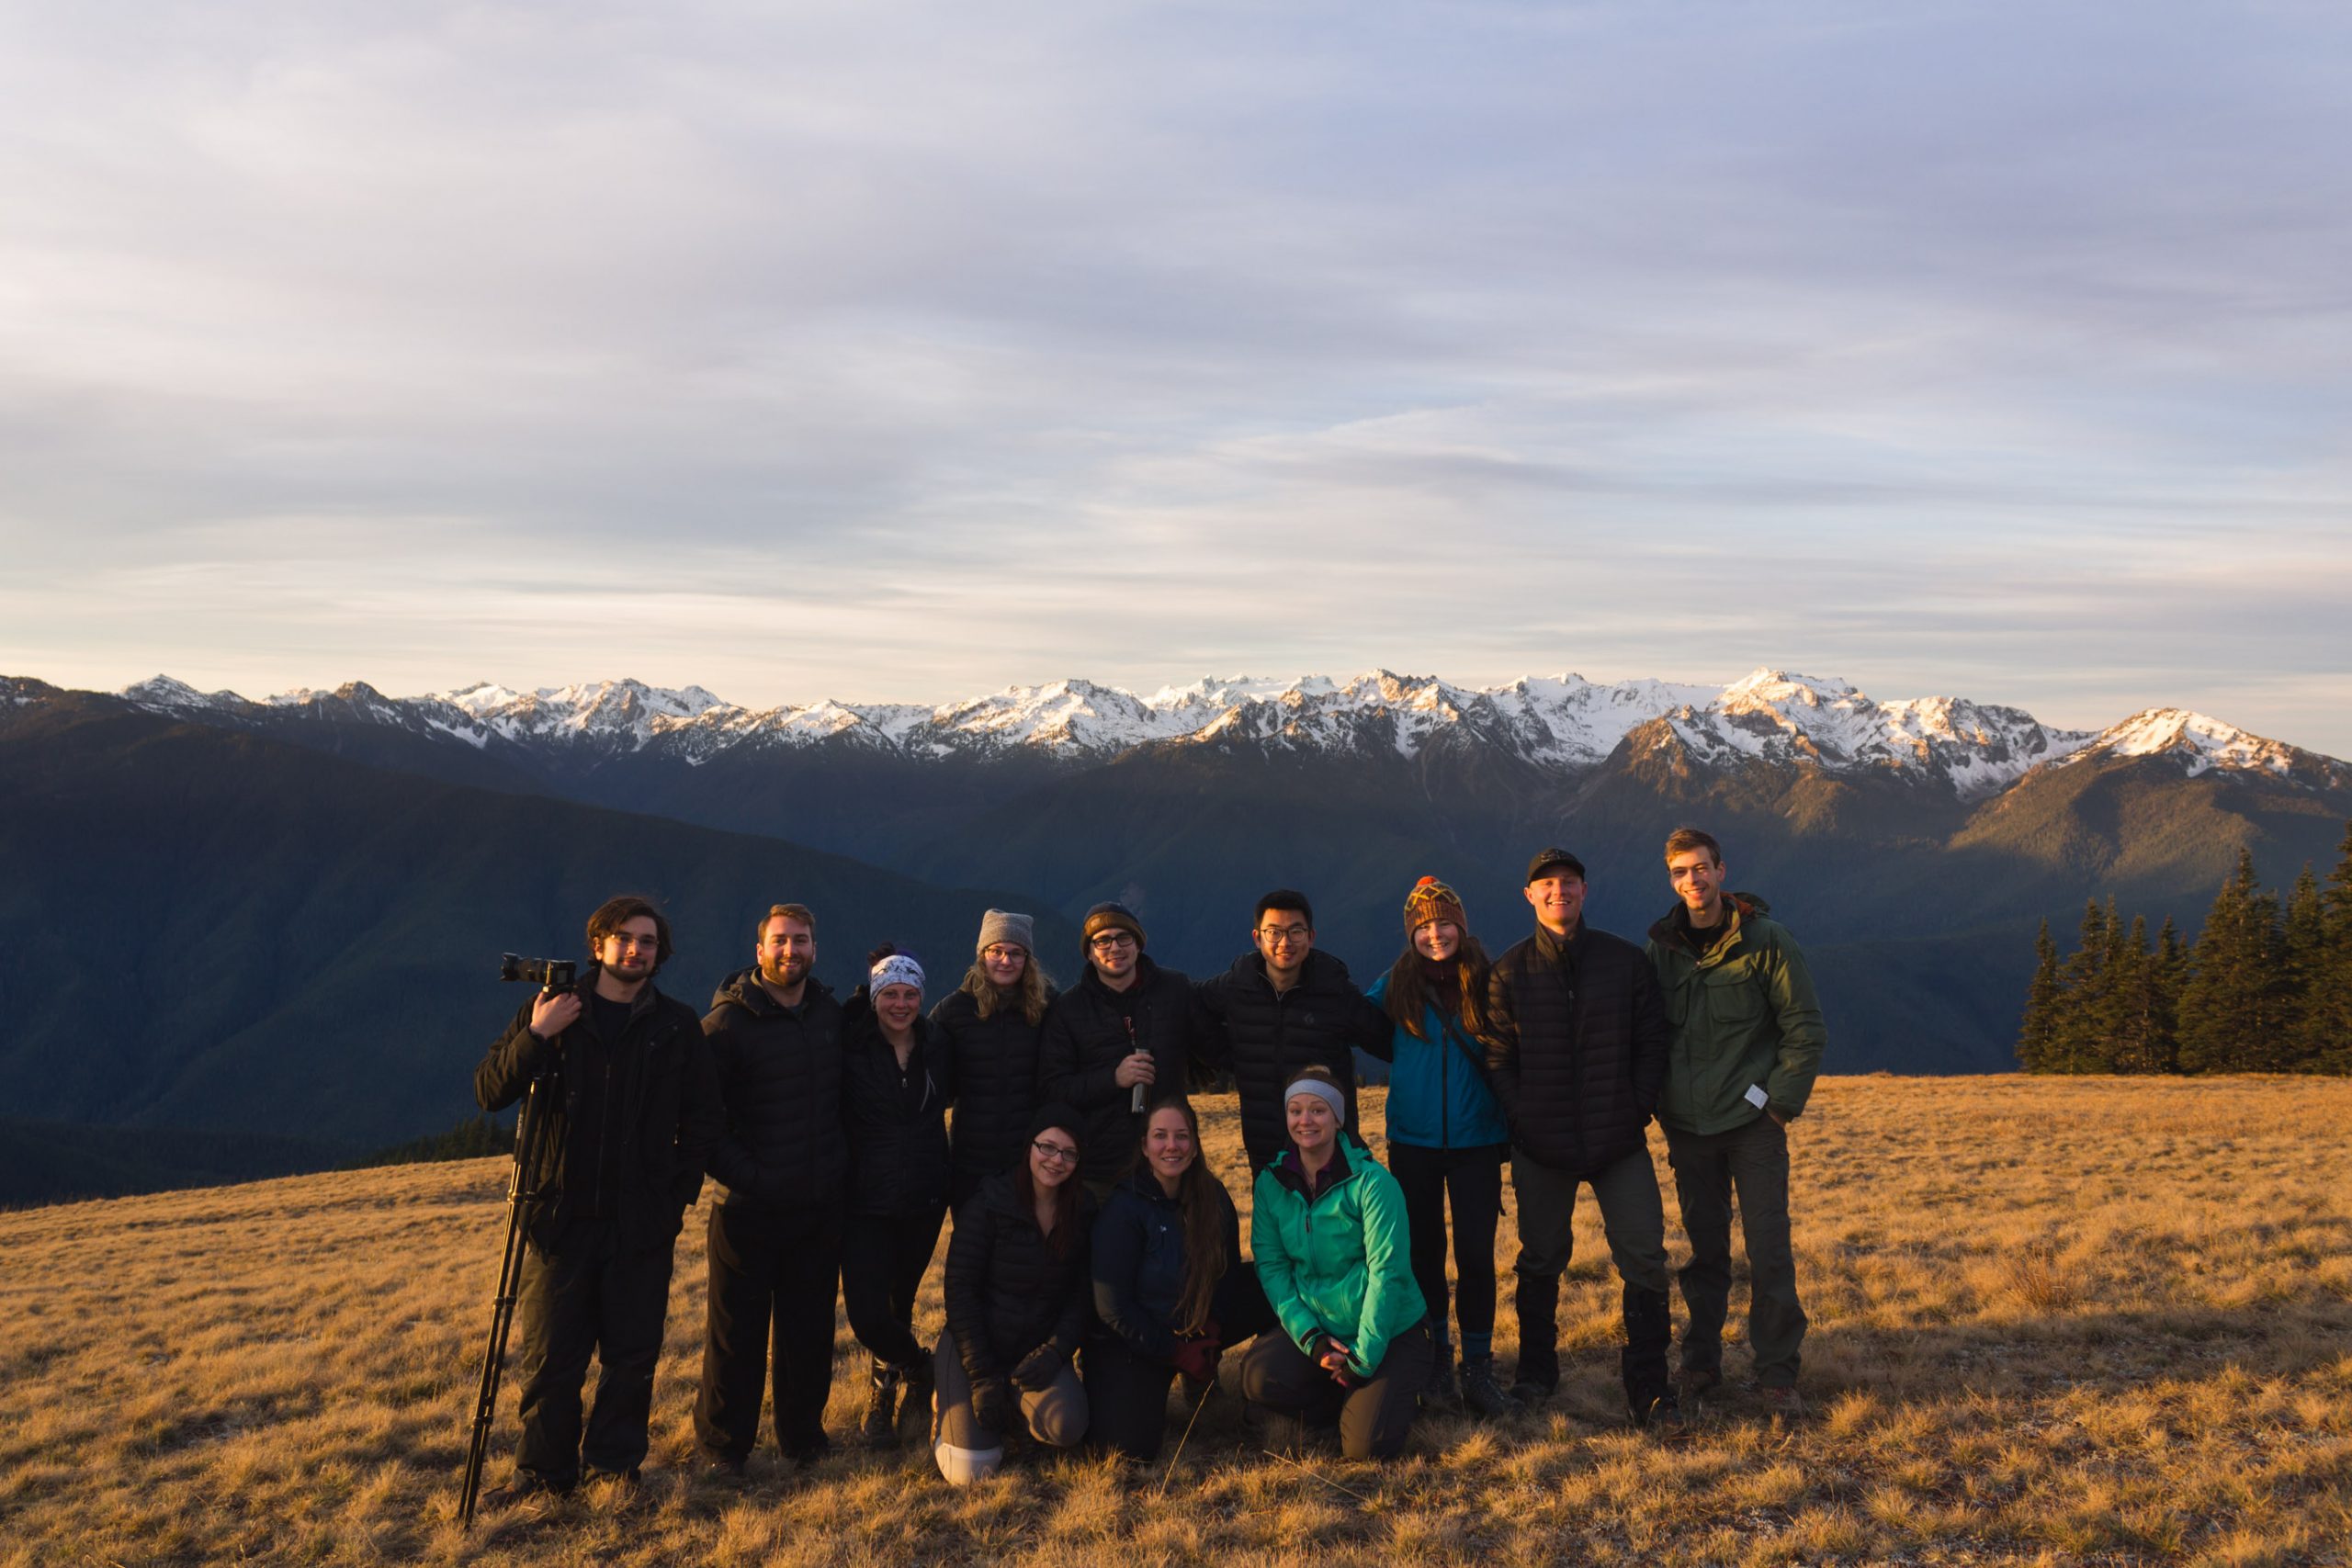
[499, 953, 577, 989]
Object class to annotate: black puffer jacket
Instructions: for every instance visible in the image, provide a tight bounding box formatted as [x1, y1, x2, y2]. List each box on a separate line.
[1484, 921, 1668, 1177]
[842, 991, 955, 1218]
[701, 967, 846, 1214]
[944, 1172, 1095, 1383]
[475, 969, 719, 1251]
[1038, 958, 1206, 1184]
[1195, 949, 1391, 1171]
[932, 986, 1053, 1208]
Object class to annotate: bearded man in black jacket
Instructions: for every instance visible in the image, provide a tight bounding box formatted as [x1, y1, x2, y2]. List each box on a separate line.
[1484, 850, 1683, 1433]
[692, 901, 848, 1474]
[1194, 889, 1392, 1175]
[472, 895, 719, 1503]
[1037, 902, 1207, 1200]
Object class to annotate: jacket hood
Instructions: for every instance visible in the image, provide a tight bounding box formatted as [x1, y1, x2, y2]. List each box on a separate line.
[1265, 1139, 1357, 1200]
[1647, 893, 1772, 953]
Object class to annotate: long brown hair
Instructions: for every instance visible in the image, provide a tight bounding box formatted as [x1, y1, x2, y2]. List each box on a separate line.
[1133, 1098, 1228, 1335]
[958, 953, 1054, 1026]
[1382, 929, 1496, 1043]
[1012, 1128, 1082, 1258]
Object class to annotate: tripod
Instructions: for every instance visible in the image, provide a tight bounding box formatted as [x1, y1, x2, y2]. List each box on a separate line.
[458, 1066, 555, 1526]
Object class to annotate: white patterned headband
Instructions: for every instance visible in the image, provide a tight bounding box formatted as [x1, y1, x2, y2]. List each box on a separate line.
[1284, 1078, 1345, 1124]
[871, 953, 926, 993]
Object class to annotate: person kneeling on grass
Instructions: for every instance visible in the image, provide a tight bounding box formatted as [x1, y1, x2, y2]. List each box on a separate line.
[933, 1105, 1095, 1483]
[1240, 1066, 1431, 1461]
[1085, 1098, 1275, 1463]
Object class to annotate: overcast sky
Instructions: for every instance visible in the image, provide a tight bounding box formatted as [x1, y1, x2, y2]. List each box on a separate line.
[3, 1, 2347, 750]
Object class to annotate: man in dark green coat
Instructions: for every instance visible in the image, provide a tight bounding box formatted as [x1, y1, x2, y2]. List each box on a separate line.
[1645, 828, 1826, 1417]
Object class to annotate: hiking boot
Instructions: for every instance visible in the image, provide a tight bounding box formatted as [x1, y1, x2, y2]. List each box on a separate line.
[1760, 1385, 1806, 1420]
[1629, 1388, 1690, 1436]
[782, 1436, 833, 1470]
[895, 1359, 936, 1448]
[480, 1474, 571, 1511]
[697, 1453, 748, 1484]
[1509, 1375, 1555, 1411]
[1679, 1365, 1724, 1404]
[861, 1360, 903, 1447]
[1421, 1345, 1462, 1414]
[1460, 1356, 1511, 1419]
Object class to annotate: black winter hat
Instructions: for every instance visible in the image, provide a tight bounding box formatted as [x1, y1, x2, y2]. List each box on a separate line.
[1028, 1101, 1086, 1149]
[1081, 901, 1147, 951]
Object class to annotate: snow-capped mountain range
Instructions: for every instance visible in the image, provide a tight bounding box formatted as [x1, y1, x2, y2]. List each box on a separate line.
[107, 667, 2346, 800]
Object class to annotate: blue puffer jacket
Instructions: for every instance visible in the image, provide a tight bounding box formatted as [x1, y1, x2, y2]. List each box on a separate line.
[1366, 972, 1510, 1151]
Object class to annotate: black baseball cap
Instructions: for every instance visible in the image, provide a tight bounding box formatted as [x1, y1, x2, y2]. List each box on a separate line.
[1524, 847, 1587, 884]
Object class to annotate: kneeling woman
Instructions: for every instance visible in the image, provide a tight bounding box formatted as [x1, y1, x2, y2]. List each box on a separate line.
[933, 1105, 1094, 1483]
[1241, 1066, 1431, 1461]
[1086, 1099, 1274, 1462]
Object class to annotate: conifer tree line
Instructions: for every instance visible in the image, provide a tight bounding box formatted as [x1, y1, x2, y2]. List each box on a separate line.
[2018, 822, 2352, 1075]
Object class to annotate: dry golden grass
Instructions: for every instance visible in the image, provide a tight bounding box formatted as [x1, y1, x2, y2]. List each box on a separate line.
[3, 1077, 2348, 1566]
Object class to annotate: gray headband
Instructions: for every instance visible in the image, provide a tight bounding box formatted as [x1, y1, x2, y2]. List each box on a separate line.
[1283, 1078, 1346, 1125]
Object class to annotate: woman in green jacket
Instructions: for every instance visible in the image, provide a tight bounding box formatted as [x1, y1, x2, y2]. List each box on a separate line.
[1239, 1065, 1431, 1460]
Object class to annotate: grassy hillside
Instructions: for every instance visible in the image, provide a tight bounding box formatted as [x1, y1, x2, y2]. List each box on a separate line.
[2, 1082, 2346, 1566]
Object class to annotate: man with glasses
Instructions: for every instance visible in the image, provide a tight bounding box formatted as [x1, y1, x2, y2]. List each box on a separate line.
[473, 895, 720, 1504]
[1038, 901, 1208, 1201]
[1645, 827, 1826, 1419]
[694, 902, 850, 1476]
[1195, 889, 1392, 1176]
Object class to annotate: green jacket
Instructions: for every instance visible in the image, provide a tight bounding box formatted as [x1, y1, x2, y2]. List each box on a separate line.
[1645, 895, 1826, 1135]
[1251, 1144, 1425, 1378]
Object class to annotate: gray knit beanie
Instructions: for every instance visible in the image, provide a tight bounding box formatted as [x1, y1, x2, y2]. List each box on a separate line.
[976, 908, 1035, 956]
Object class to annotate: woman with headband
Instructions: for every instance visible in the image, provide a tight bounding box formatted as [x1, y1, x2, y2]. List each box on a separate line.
[1240, 1065, 1431, 1460]
[1366, 875, 1513, 1417]
[842, 944, 956, 1447]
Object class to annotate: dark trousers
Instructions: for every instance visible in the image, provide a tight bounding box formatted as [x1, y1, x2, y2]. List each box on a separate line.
[1509, 1145, 1670, 1398]
[1664, 1113, 1806, 1389]
[511, 1219, 677, 1485]
[694, 1201, 843, 1461]
[1082, 1265, 1277, 1462]
[1238, 1321, 1432, 1461]
[842, 1206, 945, 1371]
[1387, 1142, 1505, 1358]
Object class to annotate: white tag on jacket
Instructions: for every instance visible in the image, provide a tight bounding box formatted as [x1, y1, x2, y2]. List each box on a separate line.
[1744, 1083, 1770, 1110]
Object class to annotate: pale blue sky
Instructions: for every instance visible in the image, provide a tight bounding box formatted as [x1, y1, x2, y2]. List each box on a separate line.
[3, 2, 2347, 750]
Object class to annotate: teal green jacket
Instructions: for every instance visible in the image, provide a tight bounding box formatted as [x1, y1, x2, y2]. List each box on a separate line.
[1251, 1144, 1425, 1378]
[1645, 895, 1826, 1135]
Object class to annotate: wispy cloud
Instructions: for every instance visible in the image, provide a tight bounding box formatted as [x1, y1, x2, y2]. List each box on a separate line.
[2, 1, 2347, 749]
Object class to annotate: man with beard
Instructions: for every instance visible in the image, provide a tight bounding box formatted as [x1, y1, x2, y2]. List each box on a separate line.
[694, 903, 850, 1474]
[1194, 889, 1392, 1176]
[473, 895, 719, 1502]
[1038, 901, 1208, 1201]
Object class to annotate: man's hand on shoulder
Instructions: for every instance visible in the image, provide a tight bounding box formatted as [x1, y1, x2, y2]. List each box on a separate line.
[529, 989, 582, 1043]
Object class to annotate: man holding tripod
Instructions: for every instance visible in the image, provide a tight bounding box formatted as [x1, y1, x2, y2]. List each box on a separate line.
[472, 895, 720, 1504]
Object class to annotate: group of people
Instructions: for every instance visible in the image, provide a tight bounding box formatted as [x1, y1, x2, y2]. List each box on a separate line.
[470, 826, 1826, 1503]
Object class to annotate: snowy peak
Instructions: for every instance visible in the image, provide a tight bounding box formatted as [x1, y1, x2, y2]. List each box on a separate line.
[2060, 708, 2346, 786]
[74, 669, 2341, 797]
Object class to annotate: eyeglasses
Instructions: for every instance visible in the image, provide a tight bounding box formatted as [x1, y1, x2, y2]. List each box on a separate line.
[1032, 1139, 1079, 1165]
[1088, 931, 1137, 952]
[981, 944, 1028, 963]
[1257, 924, 1311, 946]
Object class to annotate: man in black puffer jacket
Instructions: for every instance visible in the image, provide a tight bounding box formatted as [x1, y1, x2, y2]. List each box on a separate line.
[1485, 849, 1681, 1432]
[472, 895, 719, 1502]
[1194, 889, 1393, 1174]
[692, 902, 848, 1473]
[1037, 902, 1208, 1196]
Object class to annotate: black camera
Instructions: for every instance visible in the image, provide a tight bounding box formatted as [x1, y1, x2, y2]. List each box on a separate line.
[500, 953, 578, 990]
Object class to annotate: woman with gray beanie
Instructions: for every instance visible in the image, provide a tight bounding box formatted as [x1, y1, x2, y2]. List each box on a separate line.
[932, 909, 1056, 1213]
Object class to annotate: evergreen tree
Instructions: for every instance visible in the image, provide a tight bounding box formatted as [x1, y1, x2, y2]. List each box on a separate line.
[2301, 822, 2352, 1073]
[2179, 848, 2287, 1072]
[2018, 919, 2062, 1071]
[2150, 916, 2188, 1074]
[2281, 865, 2327, 1070]
[2051, 899, 2110, 1073]
[2108, 915, 2160, 1074]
